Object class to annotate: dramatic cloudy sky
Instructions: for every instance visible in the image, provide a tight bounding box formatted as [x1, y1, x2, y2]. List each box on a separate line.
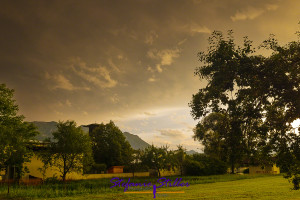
[1, 0, 299, 151]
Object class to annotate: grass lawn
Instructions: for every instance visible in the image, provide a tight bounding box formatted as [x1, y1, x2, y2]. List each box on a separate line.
[1, 175, 299, 199]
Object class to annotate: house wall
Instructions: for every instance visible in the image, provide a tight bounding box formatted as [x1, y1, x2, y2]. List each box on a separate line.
[272, 165, 280, 174]
[23, 155, 84, 180]
[249, 164, 280, 175]
[227, 167, 248, 174]
[6, 154, 180, 180]
[108, 166, 124, 173]
[23, 155, 150, 180]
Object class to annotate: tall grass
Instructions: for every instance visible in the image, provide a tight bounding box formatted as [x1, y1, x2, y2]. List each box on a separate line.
[0, 174, 275, 199]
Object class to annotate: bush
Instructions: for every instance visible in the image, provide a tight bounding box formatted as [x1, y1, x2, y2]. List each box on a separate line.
[184, 154, 227, 176]
[86, 163, 107, 174]
[184, 159, 205, 176]
[292, 176, 300, 190]
[123, 164, 148, 173]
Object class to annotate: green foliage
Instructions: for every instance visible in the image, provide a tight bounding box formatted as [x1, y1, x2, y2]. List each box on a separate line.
[243, 168, 249, 174]
[0, 84, 18, 118]
[190, 30, 267, 173]
[173, 145, 187, 176]
[86, 163, 107, 174]
[0, 83, 39, 178]
[39, 120, 93, 181]
[184, 154, 227, 176]
[184, 159, 205, 176]
[281, 134, 300, 190]
[140, 145, 171, 177]
[254, 32, 300, 190]
[89, 121, 133, 168]
[193, 112, 229, 161]
[124, 149, 148, 175]
[290, 175, 300, 190]
[190, 26, 300, 189]
[190, 27, 300, 182]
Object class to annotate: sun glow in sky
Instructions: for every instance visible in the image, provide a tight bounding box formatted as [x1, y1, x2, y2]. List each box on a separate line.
[1, 0, 299, 151]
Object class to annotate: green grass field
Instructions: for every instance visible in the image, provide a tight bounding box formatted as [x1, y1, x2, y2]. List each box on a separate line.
[1, 175, 299, 199]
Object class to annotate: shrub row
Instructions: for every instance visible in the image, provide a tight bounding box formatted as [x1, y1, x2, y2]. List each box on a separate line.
[184, 154, 227, 176]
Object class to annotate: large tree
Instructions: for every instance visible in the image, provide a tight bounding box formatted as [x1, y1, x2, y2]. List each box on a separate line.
[190, 31, 266, 172]
[190, 28, 300, 187]
[0, 84, 38, 179]
[41, 120, 93, 181]
[89, 121, 133, 168]
[260, 32, 300, 189]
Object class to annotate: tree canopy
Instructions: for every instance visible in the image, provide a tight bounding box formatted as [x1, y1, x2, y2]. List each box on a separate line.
[40, 120, 93, 181]
[140, 145, 170, 177]
[0, 83, 38, 178]
[193, 112, 229, 161]
[190, 28, 300, 187]
[89, 121, 133, 168]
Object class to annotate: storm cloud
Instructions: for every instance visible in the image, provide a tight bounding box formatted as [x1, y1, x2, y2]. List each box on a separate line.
[0, 0, 299, 150]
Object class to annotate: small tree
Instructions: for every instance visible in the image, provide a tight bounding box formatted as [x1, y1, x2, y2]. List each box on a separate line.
[127, 149, 142, 177]
[41, 120, 93, 181]
[141, 145, 169, 177]
[90, 121, 133, 168]
[0, 84, 39, 193]
[173, 145, 186, 176]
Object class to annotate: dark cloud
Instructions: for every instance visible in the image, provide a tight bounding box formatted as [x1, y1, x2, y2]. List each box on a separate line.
[0, 0, 298, 126]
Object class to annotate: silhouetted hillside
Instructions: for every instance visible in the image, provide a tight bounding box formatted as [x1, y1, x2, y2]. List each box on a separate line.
[123, 132, 150, 150]
[31, 121, 58, 141]
[31, 121, 149, 150]
[186, 150, 198, 155]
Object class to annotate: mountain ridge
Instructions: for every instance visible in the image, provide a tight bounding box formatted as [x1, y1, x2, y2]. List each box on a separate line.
[30, 121, 150, 150]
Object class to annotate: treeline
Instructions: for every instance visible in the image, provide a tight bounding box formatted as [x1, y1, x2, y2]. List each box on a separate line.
[39, 120, 227, 180]
[124, 144, 227, 177]
[0, 83, 225, 185]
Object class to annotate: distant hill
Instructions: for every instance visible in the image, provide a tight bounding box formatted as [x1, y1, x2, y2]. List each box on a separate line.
[31, 121, 149, 150]
[186, 150, 198, 155]
[31, 121, 58, 141]
[123, 132, 150, 150]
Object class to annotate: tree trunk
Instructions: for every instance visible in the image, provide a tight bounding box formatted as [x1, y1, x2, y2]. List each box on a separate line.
[180, 166, 183, 176]
[7, 180, 9, 195]
[231, 163, 235, 174]
[7, 165, 10, 194]
[62, 173, 66, 182]
[63, 158, 66, 182]
[131, 166, 135, 178]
